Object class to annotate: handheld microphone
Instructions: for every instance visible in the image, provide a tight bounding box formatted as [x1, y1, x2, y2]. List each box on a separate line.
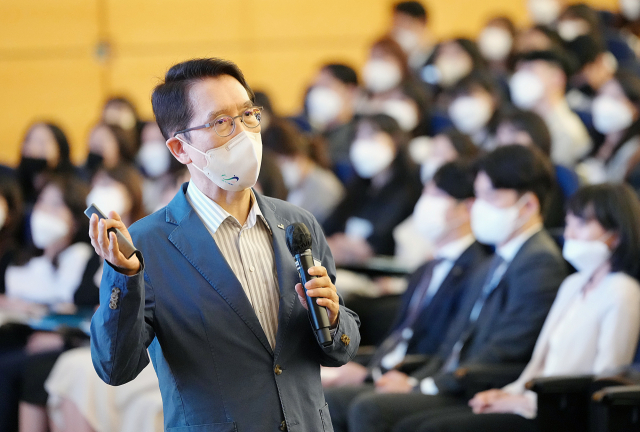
[285, 222, 332, 347]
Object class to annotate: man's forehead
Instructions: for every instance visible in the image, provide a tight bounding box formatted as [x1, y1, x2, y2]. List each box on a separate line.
[189, 75, 251, 116]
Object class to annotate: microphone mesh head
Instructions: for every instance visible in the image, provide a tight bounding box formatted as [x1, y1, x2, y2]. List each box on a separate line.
[285, 222, 313, 256]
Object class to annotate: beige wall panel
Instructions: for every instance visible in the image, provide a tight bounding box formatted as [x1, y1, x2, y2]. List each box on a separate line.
[0, 0, 98, 51]
[0, 59, 102, 165]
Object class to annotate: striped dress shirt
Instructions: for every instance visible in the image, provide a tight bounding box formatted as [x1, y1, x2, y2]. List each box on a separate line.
[186, 182, 281, 348]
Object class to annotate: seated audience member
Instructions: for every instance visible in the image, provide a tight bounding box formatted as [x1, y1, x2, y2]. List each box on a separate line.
[422, 39, 486, 92]
[81, 123, 136, 180]
[495, 109, 580, 227]
[0, 175, 23, 295]
[88, 165, 146, 228]
[263, 118, 344, 223]
[342, 145, 568, 432]
[578, 71, 640, 183]
[3, 175, 96, 309]
[136, 121, 183, 214]
[0, 175, 98, 432]
[255, 149, 288, 201]
[324, 161, 490, 431]
[44, 347, 163, 432]
[359, 37, 430, 136]
[395, 183, 640, 432]
[526, 0, 563, 28]
[305, 63, 360, 182]
[323, 114, 422, 264]
[510, 49, 592, 166]
[16, 122, 75, 208]
[101, 96, 144, 152]
[396, 130, 479, 268]
[564, 34, 616, 130]
[388, 1, 434, 71]
[447, 72, 504, 151]
[477, 17, 517, 78]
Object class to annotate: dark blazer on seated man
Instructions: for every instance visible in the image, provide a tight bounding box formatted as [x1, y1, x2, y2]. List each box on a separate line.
[413, 229, 568, 395]
[377, 241, 490, 364]
[91, 185, 361, 432]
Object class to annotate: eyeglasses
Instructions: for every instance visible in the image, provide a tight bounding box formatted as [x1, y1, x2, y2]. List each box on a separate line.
[173, 106, 263, 138]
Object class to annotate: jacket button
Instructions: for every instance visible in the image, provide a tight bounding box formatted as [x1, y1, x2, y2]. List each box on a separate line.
[279, 420, 287, 431]
[274, 364, 282, 375]
[340, 334, 350, 346]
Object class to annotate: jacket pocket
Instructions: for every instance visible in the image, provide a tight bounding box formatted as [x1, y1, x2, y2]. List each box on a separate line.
[319, 403, 334, 432]
[167, 422, 237, 432]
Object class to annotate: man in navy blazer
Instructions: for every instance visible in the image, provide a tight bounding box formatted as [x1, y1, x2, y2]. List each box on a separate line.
[88, 58, 360, 432]
[323, 161, 490, 432]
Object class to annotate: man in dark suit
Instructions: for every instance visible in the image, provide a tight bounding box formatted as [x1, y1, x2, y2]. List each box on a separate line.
[323, 161, 490, 432]
[345, 145, 568, 432]
[88, 58, 360, 432]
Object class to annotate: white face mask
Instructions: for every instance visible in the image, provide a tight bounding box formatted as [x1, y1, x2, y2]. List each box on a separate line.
[478, 27, 513, 62]
[562, 238, 611, 274]
[528, 0, 561, 26]
[471, 196, 525, 245]
[393, 28, 421, 53]
[435, 57, 472, 88]
[592, 95, 635, 135]
[621, 0, 640, 21]
[414, 195, 455, 243]
[420, 159, 444, 184]
[307, 86, 343, 129]
[137, 140, 171, 178]
[381, 99, 419, 131]
[180, 130, 263, 192]
[408, 136, 432, 164]
[87, 185, 129, 217]
[31, 210, 70, 249]
[363, 59, 403, 93]
[280, 159, 303, 190]
[509, 70, 545, 109]
[557, 20, 589, 42]
[448, 96, 494, 134]
[350, 136, 396, 179]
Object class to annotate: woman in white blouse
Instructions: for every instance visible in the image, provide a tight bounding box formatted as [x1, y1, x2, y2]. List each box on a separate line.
[394, 183, 640, 432]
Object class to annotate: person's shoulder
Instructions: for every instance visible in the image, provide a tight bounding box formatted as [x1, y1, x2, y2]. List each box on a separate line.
[520, 229, 563, 260]
[128, 207, 173, 237]
[604, 272, 640, 300]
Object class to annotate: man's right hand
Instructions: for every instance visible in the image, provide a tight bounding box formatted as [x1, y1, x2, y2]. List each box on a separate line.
[89, 211, 140, 276]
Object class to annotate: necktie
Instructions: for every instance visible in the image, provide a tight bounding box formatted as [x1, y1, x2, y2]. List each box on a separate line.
[369, 258, 445, 371]
[442, 254, 507, 372]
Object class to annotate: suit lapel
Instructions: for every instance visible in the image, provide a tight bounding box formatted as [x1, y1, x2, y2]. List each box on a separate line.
[255, 194, 303, 361]
[166, 190, 273, 356]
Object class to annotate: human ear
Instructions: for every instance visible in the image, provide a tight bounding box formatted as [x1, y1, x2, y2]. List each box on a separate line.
[166, 137, 192, 165]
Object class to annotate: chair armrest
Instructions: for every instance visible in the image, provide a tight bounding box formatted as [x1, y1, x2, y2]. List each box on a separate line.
[396, 354, 432, 375]
[454, 363, 527, 391]
[593, 385, 640, 405]
[526, 375, 595, 394]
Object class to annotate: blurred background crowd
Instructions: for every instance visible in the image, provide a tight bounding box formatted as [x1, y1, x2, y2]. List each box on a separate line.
[4, 0, 640, 431]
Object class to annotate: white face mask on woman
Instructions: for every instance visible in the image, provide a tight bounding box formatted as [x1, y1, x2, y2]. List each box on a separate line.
[31, 210, 70, 249]
[86, 185, 129, 218]
[363, 59, 402, 94]
[562, 236, 612, 274]
[471, 196, 526, 245]
[137, 140, 171, 178]
[592, 95, 635, 135]
[179, 130, 263, 192]
[478, 27, 513, 62]
[448, 96, 493, 134]
[349, 136, 396, 179]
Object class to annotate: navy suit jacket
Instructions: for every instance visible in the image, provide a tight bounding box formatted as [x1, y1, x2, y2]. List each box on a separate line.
[90, 184, 361, 432]
[412, 230, 568, 394]
[384, 241, 490, 358]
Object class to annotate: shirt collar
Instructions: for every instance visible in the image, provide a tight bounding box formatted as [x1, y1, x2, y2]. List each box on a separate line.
[185, 181, 271, 235]
[497, 222, 542, 263]
[435, 234, 476, 262]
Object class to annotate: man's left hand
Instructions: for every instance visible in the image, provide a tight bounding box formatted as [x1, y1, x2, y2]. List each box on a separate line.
[295, 265, 340, 327]
[375, 370, 415, 394]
